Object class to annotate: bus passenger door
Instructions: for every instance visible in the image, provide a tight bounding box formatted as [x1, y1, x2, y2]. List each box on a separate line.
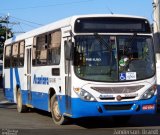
[24, 37, 33, 104]
[26, 48, 32, 102]
[62, 26, 72, 115]
[64, 38, 72, 114]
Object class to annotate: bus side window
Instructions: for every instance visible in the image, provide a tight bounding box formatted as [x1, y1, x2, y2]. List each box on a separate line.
[32, 37, 36, 66]
[19, 41, 25, 67]
[48, 30, 61, 65]
[32, 30, 61, 66]
[12, 43, 19, 67]
[35, 34, 48, 65]
[4, 45, 11, 68]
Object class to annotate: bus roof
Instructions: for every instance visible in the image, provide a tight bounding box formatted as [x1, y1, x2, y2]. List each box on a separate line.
[5, 14, 148, 45]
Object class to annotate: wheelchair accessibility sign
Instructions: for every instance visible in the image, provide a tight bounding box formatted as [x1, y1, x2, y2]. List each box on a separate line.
[119, 73, 126, 80]
[119, 72, 136, 81]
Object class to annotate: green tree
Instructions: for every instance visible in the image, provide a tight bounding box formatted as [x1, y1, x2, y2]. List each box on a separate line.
[0, 24, 13, 59]
[0, 24, 13, 45]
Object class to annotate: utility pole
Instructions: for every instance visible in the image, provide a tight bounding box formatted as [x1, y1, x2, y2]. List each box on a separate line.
[153, 0, 160, 62]
[5, 14, 9, 40]
[0, 14, 10, 41]
[153, 0, 160, 86]
[153, 0, 160, 33]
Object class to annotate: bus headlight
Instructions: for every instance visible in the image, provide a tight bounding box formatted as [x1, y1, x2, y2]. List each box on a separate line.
[74, 88, 96, 101]
[140, 85, 157, 100]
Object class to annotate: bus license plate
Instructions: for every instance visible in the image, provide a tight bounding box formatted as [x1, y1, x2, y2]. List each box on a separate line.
[142, 104, 155, 110]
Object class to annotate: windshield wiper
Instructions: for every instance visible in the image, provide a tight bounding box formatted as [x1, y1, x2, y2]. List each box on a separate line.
[127, 33, 137, 49]
[94, 33, 112, 51]
[93, 33, 114, 76]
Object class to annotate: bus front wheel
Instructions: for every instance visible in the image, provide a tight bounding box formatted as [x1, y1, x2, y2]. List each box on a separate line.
[16, 89, 28, 113]
[51, 95, 67, 125]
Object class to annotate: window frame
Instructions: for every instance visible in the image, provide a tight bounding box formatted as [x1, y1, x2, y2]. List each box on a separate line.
[4, 40, 25, 69]
[4, 45, 12, 68]
[32, 29, 61, 66]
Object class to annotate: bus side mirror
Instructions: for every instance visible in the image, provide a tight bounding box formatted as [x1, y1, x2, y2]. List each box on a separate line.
[65, 41, 74, 60]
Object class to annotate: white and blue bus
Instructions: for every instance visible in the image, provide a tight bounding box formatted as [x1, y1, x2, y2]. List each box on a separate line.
[3, 14, 157, 125]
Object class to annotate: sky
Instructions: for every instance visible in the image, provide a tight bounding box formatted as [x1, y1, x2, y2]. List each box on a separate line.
[0, 0, 153, 34]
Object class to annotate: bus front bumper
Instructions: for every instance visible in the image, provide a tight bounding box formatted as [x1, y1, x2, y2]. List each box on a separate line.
[61, 95, 157, 118]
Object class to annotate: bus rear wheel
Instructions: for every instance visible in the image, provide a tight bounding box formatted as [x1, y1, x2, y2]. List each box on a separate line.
[51, 95, 67, 125]
[16, 89, 28, 113]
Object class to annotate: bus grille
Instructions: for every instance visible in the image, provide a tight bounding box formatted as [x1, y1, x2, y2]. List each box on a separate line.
[91, 85, 144, 94]
[103, 104, 132, 111]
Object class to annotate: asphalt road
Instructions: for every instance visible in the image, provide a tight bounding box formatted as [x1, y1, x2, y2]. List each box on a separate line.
[1, 89, 160, 135]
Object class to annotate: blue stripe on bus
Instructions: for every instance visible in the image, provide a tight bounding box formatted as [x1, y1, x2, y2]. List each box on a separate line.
[156, 85, 160, 109]
[4, 88, 49, 111]
[4, 86, 157, 118]
[5, 68, 21, 102]
[20, 90, 49, 111]
[4, 88, 14, 102]
[20, 90, 158, 117]
[10, 68, 13, 90]
[58, 95, 157, 118]
[14, 68, 21, 88]
[5, 68, 14, 101]
[31, 91, 49, 111]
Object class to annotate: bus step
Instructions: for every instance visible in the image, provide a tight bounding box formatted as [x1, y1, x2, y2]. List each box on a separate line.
[63, 113, 72, 117]
[26, 104, 34, 108]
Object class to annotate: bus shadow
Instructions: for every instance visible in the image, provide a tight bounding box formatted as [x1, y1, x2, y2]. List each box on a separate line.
[0, 102, 16, 110]
[29, 109, 160, 128]
[30, 108, 52, 117]
[73, 114, 160, 129]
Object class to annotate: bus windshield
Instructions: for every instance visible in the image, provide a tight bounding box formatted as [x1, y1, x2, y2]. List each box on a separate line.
[74, 35, 155, 82]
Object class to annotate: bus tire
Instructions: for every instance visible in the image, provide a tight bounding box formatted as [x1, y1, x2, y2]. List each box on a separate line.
[51, 95, 67, 125]
[16, 89, 28, 113]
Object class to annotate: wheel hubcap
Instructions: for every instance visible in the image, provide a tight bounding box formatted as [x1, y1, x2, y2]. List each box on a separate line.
[53, 101, 61, 120]
[17, 92, 22, 110]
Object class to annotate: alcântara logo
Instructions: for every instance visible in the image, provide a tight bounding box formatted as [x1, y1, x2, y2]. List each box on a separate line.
[33, 74, 49, 85]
